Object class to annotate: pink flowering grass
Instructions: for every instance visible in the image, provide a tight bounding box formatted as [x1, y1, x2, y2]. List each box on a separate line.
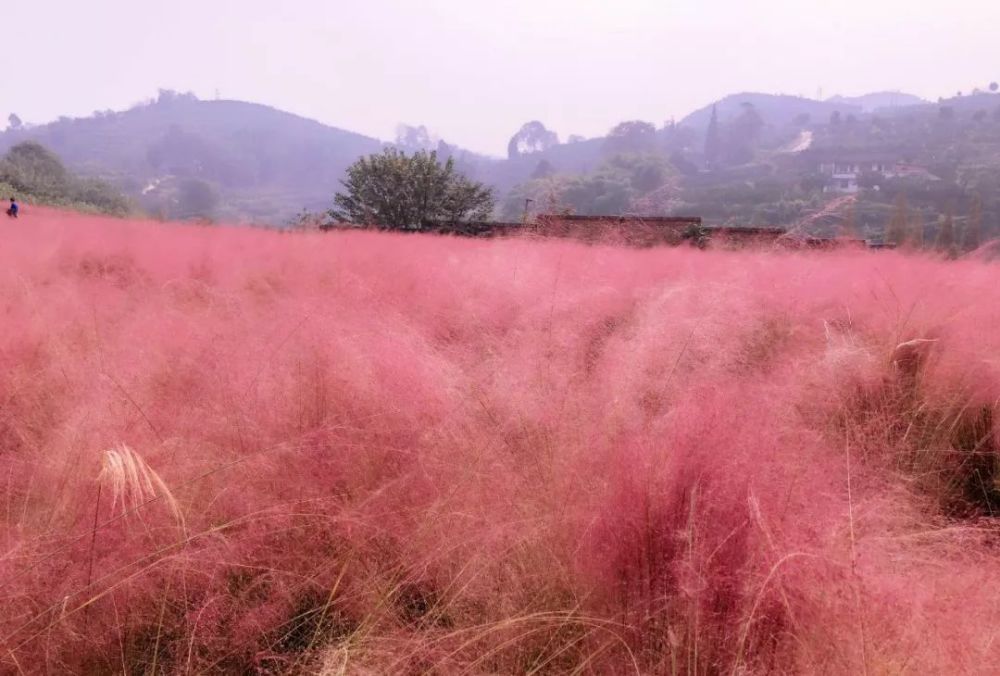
[1, 208, 999, 673]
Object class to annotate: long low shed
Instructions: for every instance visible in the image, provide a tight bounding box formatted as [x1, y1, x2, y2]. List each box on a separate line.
[362, 216, 878, 249]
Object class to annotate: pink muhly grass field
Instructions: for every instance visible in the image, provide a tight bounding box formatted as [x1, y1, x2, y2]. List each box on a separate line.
[1, 208, 999, 674]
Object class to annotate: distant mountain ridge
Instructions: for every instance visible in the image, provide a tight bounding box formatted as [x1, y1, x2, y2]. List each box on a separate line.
[0, 88, 958, 223]
[826, 91, 928, 112]
[680, 93, 863, 131]
[0, 92, 387, 223]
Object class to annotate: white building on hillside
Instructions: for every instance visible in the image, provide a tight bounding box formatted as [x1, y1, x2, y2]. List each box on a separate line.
[819, 160, 892, 193]
[818, 158, 939, 194]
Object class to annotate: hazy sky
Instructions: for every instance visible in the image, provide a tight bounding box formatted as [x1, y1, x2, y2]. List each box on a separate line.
[8, 0, 1000, 155]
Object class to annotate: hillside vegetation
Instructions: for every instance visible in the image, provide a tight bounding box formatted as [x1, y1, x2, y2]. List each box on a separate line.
[6, 89, 1000, 236]
[1, 91, 384, 223]
[665, 91, 1000, 239]
[1, 209, 999, 673]
[0, 142, 130, 216]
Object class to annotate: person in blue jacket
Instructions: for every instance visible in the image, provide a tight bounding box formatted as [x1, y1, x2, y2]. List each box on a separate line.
[6, 197, 18, 218]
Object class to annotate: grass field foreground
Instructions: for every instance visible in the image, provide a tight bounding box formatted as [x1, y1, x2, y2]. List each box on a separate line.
[1, 209, 999, 673]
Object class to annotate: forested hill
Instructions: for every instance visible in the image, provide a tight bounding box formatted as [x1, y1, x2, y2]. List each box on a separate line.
[0, 91, 385, 223]
[679, 93, 863, 132]
[5, 87, 1000, 235]
[0, 90, 604, 223]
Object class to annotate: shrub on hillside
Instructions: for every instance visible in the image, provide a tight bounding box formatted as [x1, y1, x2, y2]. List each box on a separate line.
[0, 141, 70, 195]
[68, 177, 132, 216]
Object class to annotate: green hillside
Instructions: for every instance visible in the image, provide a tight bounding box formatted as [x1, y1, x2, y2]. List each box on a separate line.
[6, 88, 1000, 244]
[0, 91, 384, 223]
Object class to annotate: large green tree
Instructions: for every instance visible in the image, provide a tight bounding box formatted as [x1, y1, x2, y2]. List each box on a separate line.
[0, 141, 70, 195]
[886, 193, 910, 246]
[603, 121, 658, 156]
[704, 105, 720, 168]
[936, 211, 956, 255]
[507, 121, 558, 159]
[174, 178, 220, 220]
[722, 103, 764, 166]
[331, 149, 494, 227]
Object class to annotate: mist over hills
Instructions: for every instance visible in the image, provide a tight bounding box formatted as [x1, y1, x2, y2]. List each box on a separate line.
[827, 91, 928, 112]
[679, 93, 864, 132]
[3, 86, 1000, 238]
[1, 91, 384, 223]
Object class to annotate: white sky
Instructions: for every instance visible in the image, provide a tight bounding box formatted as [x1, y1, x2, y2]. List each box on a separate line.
[6, 0, 1000, 156]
